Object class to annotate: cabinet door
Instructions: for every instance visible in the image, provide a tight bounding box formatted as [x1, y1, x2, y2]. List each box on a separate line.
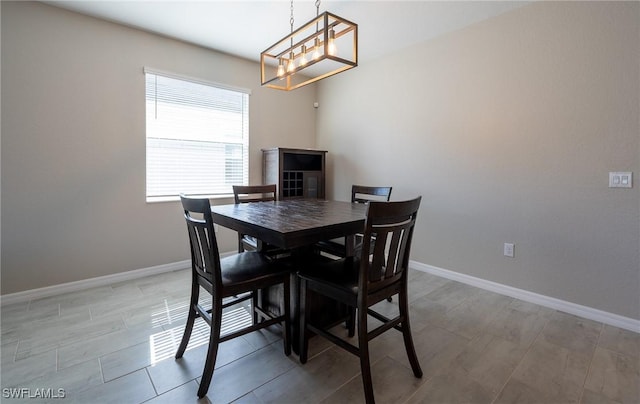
[303, 173, 322, 198]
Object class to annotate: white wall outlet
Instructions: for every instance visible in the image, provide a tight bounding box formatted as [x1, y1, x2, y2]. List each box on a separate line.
[504, 243, 515, 258]
[609, 172, 632, 188]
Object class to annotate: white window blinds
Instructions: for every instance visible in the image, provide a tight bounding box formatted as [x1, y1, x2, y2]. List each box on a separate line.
[145, 69, 249, 201]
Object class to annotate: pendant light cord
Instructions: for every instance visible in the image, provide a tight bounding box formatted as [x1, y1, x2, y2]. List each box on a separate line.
[290, 0, 294, 49]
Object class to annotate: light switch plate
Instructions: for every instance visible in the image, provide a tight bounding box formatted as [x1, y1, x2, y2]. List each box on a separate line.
[609, 172, 633, 188]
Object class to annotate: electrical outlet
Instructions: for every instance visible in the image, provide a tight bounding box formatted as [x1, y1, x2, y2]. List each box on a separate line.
[609, 172, 632, 188]
[504, 243, 515, 258]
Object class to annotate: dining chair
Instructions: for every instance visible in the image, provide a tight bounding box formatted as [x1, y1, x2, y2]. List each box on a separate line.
[317, 185, 394, 326]
[176, 195, 291, 398]
[315, 185, 392, 258]
[298, 197, 423, 404]
[232, 184, 280, 254]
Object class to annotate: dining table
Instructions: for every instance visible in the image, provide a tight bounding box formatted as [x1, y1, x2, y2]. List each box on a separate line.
[211, 198, 368, 351]
[211, 198, 367, 251]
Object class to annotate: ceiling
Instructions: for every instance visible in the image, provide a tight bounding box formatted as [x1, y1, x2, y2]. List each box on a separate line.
[44, 1, 530, 63]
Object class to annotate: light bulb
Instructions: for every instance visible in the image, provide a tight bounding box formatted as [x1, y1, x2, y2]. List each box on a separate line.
[277, 59, 285, 78]
[328, 29, 337, 56]
[287, 51, 296, 73]
[299, 45, 308, 67]
[312, 37, 321, 60]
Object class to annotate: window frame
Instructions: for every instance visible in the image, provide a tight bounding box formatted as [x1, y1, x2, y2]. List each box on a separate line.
[144, 68, 251, 203]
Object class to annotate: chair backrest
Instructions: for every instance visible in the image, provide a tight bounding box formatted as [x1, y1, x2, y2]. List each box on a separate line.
[233, 184, 277, 204]
[359, 197, 421, 297]
[351, 185, 392, 204]
[180, 195, 222, 291]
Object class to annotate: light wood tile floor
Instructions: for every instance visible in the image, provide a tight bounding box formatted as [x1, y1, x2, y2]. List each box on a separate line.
[1, 269, 638, 403]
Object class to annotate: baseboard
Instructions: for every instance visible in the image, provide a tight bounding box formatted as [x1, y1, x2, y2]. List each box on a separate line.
[3, 257, 638, 334]
[0, 252, 243, 306]
[410, 261, 640, 333]
[0, 260, 191, 306]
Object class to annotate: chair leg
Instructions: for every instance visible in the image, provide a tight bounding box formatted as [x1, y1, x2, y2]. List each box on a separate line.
[252, 291, 260, 325]
[298, 279, 309, 364]
[197, 303, 223, 398]
[347, 306, 356, 338]
[282, 278, 292, 356]
[357, 305, 375, 404]
[237, 234, 244, 253]
[176, 281, 199, 359]
[398, 289, 423, 378]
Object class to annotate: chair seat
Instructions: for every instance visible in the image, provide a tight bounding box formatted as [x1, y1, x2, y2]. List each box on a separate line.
[298, 256, 360, 295]
[314, 185, 392, 260]
[299, 256, 397, 305]
[314, 238, 347, 257]
[221, 252, 291, 296]
[316, 234, 369, 258]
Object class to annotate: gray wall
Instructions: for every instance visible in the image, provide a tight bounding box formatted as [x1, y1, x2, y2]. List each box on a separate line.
[2, 1, 638, 322]
[317, 1, 639, 319]
[1, 2, 317, 293]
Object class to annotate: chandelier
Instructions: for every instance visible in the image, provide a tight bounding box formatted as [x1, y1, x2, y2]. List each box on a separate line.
[260, 0, 358, 91]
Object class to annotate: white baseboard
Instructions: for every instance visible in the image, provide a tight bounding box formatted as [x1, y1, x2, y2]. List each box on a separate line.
[0, 260, 191, 306]
[1, 252, 241, 306]
[3, 257, 638, 334]
[410, 261, 640, 333]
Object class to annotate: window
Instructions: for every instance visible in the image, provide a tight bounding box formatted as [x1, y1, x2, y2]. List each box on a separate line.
[145, 69, 249, 201]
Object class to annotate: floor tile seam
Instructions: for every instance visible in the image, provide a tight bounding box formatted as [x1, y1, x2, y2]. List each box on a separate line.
[596, 344, 640, 363]
[240, 363, 305, 404]
[447, 335, 517, 381]
[210, 339, 288, 376]
[138, 379, 195, 404]
[99, 341, 158, 382]
[57, 332, 155, 374]
[88, 303, 167, 321]
[398, 372, 437, 404]
[578, 322, 605, 404]
[488, 310, 551, 404]
[11, 340, 59, 364]
[19, 321, 131, 359]
[144, 366, 160, 399]
[97, 356, 107, 384]
[541, 317, 602, 359]
[11, 339, 19, 363]
[306, 344, 333, 362]
[296, 343, 387, 402]
[318, 370, 361, 403]
[239, 391, 265, 404]
[3, 305, 62, 326]
[436, 323, 475, 343]
[439, 292, 472, 315]
[6, 317, 95, 345]
[0, 351, 60, 390]
[596, 337, 640, 360]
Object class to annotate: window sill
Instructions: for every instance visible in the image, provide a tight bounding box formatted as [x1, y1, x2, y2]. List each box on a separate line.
[146, 194, 235, 204]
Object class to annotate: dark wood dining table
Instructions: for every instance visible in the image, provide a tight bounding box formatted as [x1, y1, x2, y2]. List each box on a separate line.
[211, 198, 368, 351]
[211, 198, 367, 251]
